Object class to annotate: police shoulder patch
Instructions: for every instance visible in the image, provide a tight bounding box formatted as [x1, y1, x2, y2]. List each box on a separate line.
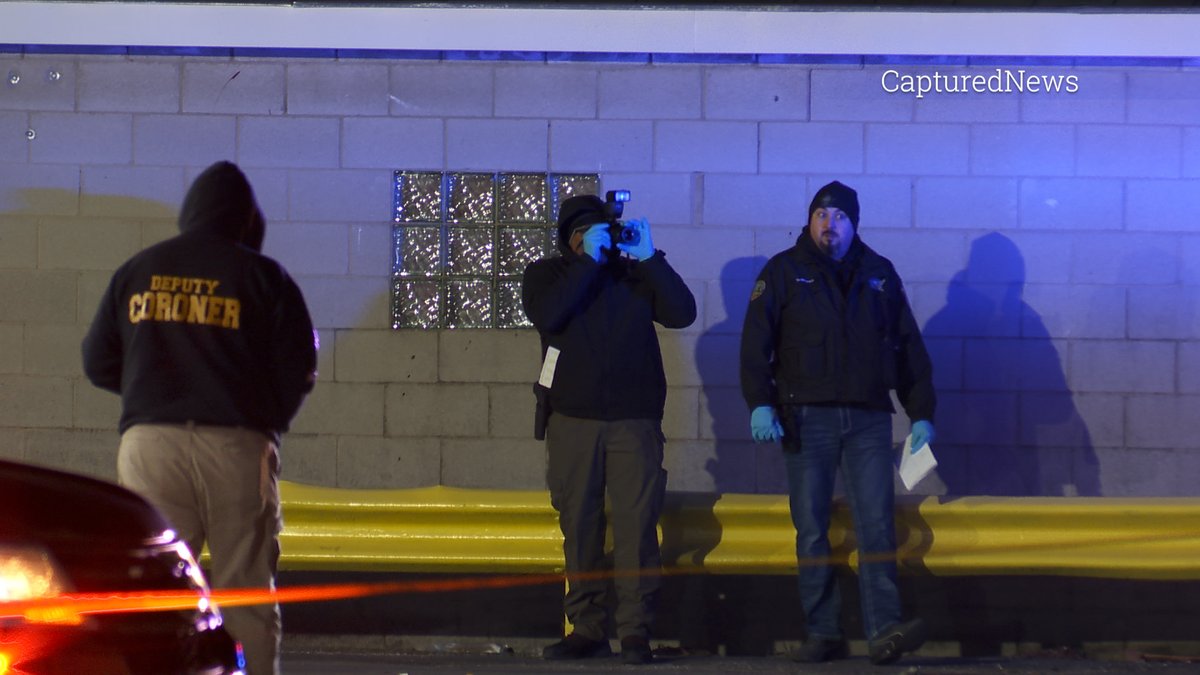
[750, 280, 766, 302]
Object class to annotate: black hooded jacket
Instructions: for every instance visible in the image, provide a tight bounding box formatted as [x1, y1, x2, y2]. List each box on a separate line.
[521, 215, 696, 423]
[81, 161, 317, 441]
[740, 228, 935, 423]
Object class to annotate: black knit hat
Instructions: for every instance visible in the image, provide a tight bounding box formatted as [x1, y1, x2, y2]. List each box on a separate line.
[808, 180, 860, 229]
[556, 194, 607, 248]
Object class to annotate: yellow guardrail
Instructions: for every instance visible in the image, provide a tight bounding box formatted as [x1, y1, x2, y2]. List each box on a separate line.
[277, 482, 1200, 580]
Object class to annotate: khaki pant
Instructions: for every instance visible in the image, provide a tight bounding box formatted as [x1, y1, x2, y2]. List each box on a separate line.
[118, 423, 282, 675]
[546, 413, 667, 641]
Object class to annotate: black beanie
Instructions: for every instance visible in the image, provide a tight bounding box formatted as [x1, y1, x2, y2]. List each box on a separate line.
[556, 194, 607, 247]
[808, 180, 860, 229]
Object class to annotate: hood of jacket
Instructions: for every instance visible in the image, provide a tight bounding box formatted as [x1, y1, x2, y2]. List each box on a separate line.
[178, 161, 263, 251]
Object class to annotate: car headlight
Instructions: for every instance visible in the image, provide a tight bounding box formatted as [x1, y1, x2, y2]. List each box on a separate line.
[0, 545, 70, 603]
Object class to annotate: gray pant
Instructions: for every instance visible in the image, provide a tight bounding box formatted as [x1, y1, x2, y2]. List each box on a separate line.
[118, 422, 282, 675]
[545, 413, 667, 641]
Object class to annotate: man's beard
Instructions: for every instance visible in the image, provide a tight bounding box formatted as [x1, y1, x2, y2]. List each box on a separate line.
[817, 232, 839, 257]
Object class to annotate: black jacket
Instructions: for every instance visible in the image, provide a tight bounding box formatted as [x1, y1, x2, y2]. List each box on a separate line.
[522, 250, 696, 423]
[740, 229, 935, 422]
[81, 162, 317, 441]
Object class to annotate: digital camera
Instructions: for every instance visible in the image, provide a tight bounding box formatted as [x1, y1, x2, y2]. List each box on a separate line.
[601, 190, 639, 248]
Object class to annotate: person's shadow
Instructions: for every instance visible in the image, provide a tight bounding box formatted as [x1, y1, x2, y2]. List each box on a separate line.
[922, 231, 1100, 497]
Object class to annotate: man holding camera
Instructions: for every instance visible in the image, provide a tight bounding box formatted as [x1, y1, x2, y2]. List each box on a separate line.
[740, 181, 935, 665]
[521, 193, 696, 665]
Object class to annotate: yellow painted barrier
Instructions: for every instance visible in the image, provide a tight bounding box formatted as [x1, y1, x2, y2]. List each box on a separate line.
[277, 482, 1200, 580]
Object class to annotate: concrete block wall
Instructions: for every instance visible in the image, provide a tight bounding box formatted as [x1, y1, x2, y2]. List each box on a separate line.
[2, 51, 1199, 497]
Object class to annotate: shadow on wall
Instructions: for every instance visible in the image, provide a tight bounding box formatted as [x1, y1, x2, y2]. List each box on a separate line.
[695, 256, 779, 494]
[922, 232, 1100, 497]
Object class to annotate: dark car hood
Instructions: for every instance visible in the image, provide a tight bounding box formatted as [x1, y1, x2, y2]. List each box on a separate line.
[0, 460, 171, 547]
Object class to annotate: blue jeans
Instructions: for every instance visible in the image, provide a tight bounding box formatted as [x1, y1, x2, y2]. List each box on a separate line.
[781, 405, 899, 642]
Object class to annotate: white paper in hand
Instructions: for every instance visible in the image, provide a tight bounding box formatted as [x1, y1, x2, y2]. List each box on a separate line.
[899, 434, 938, 491]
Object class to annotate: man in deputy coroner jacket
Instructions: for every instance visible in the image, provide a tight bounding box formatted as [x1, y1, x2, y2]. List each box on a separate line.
[522, 193, 695, 666]
[740, 180, 936, 667]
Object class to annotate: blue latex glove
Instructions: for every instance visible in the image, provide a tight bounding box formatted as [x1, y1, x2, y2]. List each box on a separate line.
[615, 217, 656, 262]
[580, 223, 611, 263]
[910, 420, 935, 453]
[750, 405, 784, 443]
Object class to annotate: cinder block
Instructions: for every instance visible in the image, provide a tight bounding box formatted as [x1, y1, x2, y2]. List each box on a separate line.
[810, 175, 913, 230]
[72, 381, 121, 431]
[651, 223, 753, 286]
[1070, 233, 1177, 286]
[275, 434, 337, 485]
[906, 281, 951, 330]
[23, 323, 84, 377]
[0, 271, 77, 323]
[760, 122, 863, 174]
[134, 114, 236, 167]
[446, 119, 548, 171]
[1092, 446, 1197, 496]
[913, 73, 1020, 123]
[438, 330, 540, 384]
[658, 331, 702, 388]
[0, 57, 76, 111]
[182, 62, 285, 115]
[286, 62, 388, 116]
[1077, 125, 1181, 178]
[587, 171, 692, 225]
[1184, 237, 1200, 286]
[1126, 180, 1200, 232]
[390, 64, 493, 118]
[1127, 286, 1200, 341]
[30, 112, 132, 164]
[1018, 178, 1123, 231]
[1022, 284, 1125, 339]
[488, 383, 534, 439]
[333, 329, 438, 384]
[1128, 71, 1200, 125]
[238, 117, 339, 169]
[598, 66, 701, 120]
[1186, 128, 1200, 178]
[313, 328, 335, 384]
[81, 166, 186, 219]
[1127, 395, 1200, 450]
[237, 167, 288, 223]
[1178, 342, 1200, 393]
[263, 222, 349, 276]
[0, 218, 37, 269]
[867, 124, 969, 175]
[24, 429, 119, 482]
[933, 390, 1018, 446]
[702, 173, 806, 227]
[915, 177, 1017, 229]
[0, 324, 21, 373]
[335, 436, 440, 489]
[288, 169, 393, 223]
[963, 337, 1070, 392]
[992, 231, 1070, 284]
[696, 384, 745, 441]
[700, 272, 761, 333]
[1069, 340, 1174, 393]
[0, 375, 72, 427]
[349, 223, 391, 276]
[662, 440, 744, 492]
[655, 121, 756, 173]
[1060, 392, 1124, 450]
[496, 65, 597, 118]
[549, 120, 652, 172]
[440, 438, 546, 489]
[705, 66, 808, 121]
[76, 270, 114, 324]
[662, 385, 699, 440]
[866, 230, 967, 284]
[289, 382, 385, 435]
[970, 124, 1073, 176]
[79, 60, 179, 113]
[923, 337, 964, 390]
[343, 118, 442, 169]
[0, 111, 29, 162]
[0, 430, 25, 463]
[1021, 70, 1123, 124]
[295, 275, 390, 330]
[812, 67, 913, 122]
[0, 164, 79, 216]
[37, 218, 143, 271]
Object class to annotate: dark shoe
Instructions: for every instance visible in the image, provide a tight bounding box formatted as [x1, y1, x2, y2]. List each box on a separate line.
[789, 636, 849, 663]
[869, 618, 928, 665]
[542, 633, 612, 660]
[620, 635, 653, 665]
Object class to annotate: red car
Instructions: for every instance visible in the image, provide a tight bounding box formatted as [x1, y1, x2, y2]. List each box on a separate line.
[0, 459, 242, 674]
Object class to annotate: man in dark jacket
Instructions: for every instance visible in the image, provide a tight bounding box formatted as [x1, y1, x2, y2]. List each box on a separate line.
[740, 181, 935, 666]
[82, 161, 317, 675]
[522, 194, 696, 665]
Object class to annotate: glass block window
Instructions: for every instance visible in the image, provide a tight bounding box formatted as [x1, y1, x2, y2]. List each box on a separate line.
[391, 171, 599, 329]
